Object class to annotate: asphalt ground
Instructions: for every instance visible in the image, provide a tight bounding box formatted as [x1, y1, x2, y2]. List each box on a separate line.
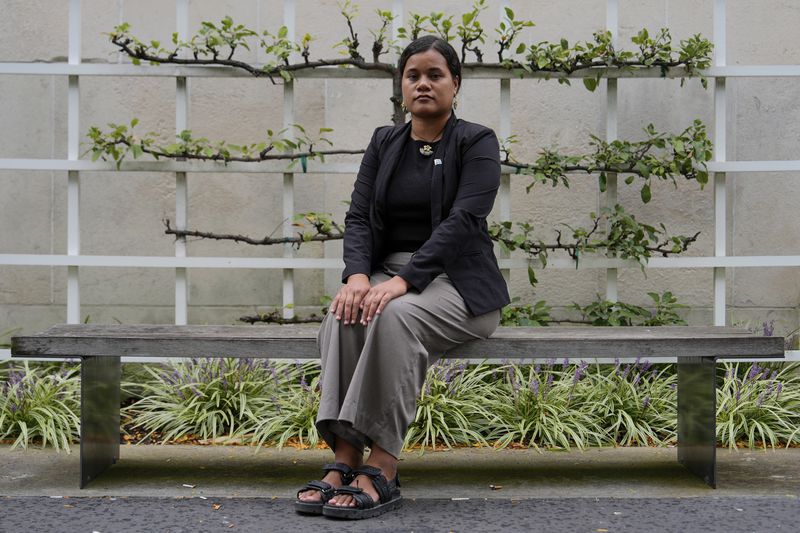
[2, 445, 799, 532]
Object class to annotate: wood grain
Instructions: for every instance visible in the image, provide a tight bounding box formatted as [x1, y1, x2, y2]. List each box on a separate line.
[11, 324, 785, 360]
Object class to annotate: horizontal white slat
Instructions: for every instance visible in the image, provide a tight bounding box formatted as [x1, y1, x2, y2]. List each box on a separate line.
[2, 62, 800, 79]
[708, 160, 800, 172]
[2, 349, 798, 364]
[0, 158, 361, 174]
[2, 254, 800, 270]
[0, 254, 342, 269]
[503, 256, 800, 269]
[3, 158, 800, 174]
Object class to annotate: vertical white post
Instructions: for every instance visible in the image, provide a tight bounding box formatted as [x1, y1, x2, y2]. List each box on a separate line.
[605, 0, 619, 302]
[67, 0, 81, 324]
[498, 3, 512, 284]
[282, 0, 296, 319]
[713, 0, 727, 326]
[174, 0, 189, 325]
[499, 79, 511, 283]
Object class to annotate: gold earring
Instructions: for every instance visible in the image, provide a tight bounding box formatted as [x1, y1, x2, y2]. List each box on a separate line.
[400, 101, 408, 113]
[453, 95, 458, 110]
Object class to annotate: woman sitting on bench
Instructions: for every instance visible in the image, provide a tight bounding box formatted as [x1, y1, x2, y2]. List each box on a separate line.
[295, 35, 510, 520]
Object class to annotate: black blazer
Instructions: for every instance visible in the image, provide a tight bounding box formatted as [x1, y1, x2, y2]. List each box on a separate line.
[342, 112, 511, 316]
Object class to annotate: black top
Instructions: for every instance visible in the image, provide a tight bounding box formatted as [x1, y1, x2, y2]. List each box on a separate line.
[383, 139, 438, 253]
[342, 115, 511, 316]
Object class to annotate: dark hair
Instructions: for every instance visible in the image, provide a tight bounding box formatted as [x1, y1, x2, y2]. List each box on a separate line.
[397, 35, 461, 91]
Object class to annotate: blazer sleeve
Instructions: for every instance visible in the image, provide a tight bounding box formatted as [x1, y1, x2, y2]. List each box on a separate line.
[341, 126, 384, 282]
[397, 127, 501, 291]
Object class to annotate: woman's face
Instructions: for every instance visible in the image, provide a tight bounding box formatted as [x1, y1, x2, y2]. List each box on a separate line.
[401, 49, 459, 119]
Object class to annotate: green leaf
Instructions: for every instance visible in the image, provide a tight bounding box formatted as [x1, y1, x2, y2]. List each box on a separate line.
[583, 77, 598, 92]
[599, 172, 607, 192]
[515, 43, 526, 55]
[640, 183, 652, 203]
[527, 265, 538, 286]
[504, 7, 514, 20]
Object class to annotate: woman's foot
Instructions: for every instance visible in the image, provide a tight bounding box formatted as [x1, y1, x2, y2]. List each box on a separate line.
[296, 468, 348, 503]
[328, 445, 398, 508]
[327, 465, 396, 507]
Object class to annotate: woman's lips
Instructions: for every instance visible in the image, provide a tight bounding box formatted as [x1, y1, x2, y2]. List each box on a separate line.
[415, 95, 433, 101]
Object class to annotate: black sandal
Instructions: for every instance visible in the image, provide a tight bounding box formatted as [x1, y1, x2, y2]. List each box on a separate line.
[294, 462, 354, 515]
[322, 465, 402, 520]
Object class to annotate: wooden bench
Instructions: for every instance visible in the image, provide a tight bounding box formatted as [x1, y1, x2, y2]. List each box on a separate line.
[11, 324, 785, 489]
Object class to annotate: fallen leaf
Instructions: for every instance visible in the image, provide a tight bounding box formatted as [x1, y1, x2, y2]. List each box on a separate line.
[63, 504, 74, 508]
[596, 529, 609, 532]
[212, 504, 222, 510]
[489, 484, 503, 490]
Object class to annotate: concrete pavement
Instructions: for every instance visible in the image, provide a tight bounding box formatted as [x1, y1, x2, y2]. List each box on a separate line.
[2, 444, 799, 531]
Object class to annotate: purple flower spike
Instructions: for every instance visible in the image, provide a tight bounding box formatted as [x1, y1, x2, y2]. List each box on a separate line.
[770, 370, 778, 380]
[530, 379, 539, 395]
[562, 358, 569, 368]
[762, 320, 775, 337]
[747, 365, 760, 381]
[642, 396, 650, 408]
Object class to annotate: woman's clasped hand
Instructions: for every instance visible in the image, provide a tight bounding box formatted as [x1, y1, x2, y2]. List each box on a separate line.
[329, 274, 410, 326]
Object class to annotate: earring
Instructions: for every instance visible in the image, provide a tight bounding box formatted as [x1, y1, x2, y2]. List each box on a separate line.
[400, 101, 408, 113]
[452, 95, 458, 110]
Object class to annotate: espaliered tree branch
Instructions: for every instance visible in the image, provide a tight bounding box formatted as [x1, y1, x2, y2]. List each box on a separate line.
[162, 205, 698, 280]
[85, 120, 363, 170]
[488, 204, 700, 285]
[164, 213, 344, 248]
[108, 5, 713, 91]
[501, 120, 712, 203]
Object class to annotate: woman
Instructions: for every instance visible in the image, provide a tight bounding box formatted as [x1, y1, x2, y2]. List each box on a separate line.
[295, 35, 510, 520]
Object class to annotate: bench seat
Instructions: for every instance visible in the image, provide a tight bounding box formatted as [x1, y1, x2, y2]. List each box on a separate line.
[11, 324, 785, 489]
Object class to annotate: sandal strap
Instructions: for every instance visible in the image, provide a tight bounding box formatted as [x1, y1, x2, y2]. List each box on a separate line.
[323, 462, 354, 482]
[351, 465, 393, 504]
[297, 479, 334, 501]
[332, 486, 375, 510]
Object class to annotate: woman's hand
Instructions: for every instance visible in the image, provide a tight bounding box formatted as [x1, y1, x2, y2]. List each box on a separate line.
[330, 274, 371, 325]
[360, 276, 409, 325]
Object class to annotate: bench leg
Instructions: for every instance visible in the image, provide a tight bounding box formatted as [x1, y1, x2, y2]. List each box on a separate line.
[80, 356, 121, 488]
[676, 356, 717, 488]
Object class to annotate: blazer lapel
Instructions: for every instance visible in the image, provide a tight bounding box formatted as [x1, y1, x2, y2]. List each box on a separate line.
[430, 113, 459, 229]
[371, 121, 412, 236]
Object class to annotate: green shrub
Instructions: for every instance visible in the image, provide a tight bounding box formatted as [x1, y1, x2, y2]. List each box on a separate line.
[489, 360, 606, 450]
[0, 361, 80, 452]
[588, 359, 677, 446]
[250, 363, 322, 450]
[404, 361, 499, 450]
[716, 362, 800, 449]
[122, 357, 287, 444]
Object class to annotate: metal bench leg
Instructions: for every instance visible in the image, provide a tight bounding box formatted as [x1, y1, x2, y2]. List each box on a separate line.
[676, 356, 717, 488]
[80, 356, 121, 488]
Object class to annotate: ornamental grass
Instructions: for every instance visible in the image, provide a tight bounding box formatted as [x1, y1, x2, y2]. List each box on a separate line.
[0, 361, 80, 452]
[2, 359, 799, 452]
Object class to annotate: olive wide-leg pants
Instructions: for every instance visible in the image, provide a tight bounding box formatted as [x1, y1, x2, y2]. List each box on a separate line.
[315, 252, 500, 458]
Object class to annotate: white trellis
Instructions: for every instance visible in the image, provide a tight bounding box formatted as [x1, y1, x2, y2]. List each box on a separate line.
[0, 0, 798, 362]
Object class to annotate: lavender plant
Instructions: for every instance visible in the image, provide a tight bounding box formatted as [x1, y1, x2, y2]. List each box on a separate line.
[0, 361, 80, 452]
[404, 361, 499, 451]
[249, 362, 322, 450]
[123, 357, 288, 444]
[489, 360, 606, 450]
[716, 362, 800, 449]
[589, 359, 677, 446]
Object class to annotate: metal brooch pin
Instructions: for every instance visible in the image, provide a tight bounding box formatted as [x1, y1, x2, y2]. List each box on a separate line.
[419, 144, 434, 156]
